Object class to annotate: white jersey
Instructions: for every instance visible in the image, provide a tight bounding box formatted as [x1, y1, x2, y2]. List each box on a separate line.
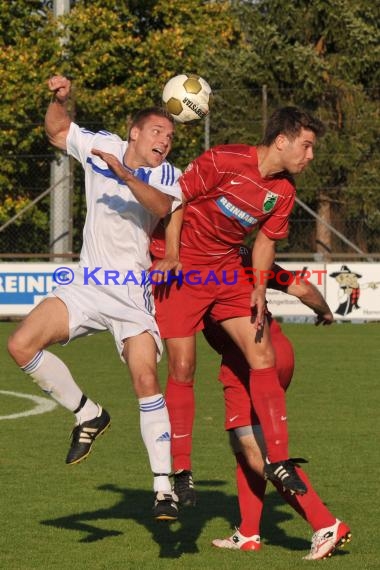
[67, 122, 182, 273]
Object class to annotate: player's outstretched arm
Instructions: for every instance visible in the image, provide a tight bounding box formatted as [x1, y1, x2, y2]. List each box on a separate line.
[287, 277, 334, 325]
[45, 75, 72, 151]
[91, 148, 173, 218]
[154, 206, 184, 279]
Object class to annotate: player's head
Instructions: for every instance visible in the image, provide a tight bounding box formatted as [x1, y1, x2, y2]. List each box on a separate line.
[129, 107, 175, 136]
[261, 107, 325, 146]
[261, 107, 325, 175]
[127, 107, 175, 168]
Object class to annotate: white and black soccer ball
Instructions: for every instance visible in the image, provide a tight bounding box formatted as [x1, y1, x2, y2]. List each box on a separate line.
[162, 74, 212, 124]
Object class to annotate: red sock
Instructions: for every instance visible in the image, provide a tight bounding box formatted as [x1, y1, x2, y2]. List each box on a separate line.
[165, 376, 194, 471]
[235, 452, 266, 537]
[272, 466, 336, 531]
[249, 367, 289, 462]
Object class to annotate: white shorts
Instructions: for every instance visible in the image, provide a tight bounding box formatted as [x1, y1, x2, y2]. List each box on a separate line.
[49, 276, 163, 362]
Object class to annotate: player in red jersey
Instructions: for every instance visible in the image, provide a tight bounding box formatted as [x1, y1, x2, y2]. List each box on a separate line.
[151, 107, 325, 502]
[205, 264, 351, 560]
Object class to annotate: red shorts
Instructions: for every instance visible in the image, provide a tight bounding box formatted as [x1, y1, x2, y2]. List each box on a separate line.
[153, 259, 252, 338]
[219, 319, 295, 430]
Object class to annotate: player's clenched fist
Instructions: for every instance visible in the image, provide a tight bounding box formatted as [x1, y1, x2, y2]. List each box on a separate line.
[48, 75, 71, 103]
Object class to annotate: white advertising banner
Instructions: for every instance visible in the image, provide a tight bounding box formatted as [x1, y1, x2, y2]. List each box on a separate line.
[0, 262, 379, 320]
[266, 262, 327, 319]
[326, 263, 380, 321]
[0, 263, 78, 316]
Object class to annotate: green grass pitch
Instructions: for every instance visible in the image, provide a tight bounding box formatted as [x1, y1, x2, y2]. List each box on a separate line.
[1, 322, 379, 569]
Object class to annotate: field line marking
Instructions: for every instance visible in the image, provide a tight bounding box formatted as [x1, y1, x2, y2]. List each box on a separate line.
[0, 390, 57, 420]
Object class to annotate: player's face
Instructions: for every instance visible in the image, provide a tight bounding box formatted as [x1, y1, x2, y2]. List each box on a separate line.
[131, 115, 174, 168]
[281, 128, 317, 174]
[336, 273, 358, 288]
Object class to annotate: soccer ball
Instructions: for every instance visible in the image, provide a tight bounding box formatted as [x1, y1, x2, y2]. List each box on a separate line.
[162, 74, 212, 124]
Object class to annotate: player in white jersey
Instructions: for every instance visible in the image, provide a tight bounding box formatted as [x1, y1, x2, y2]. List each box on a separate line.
[7, 75, 182, 521]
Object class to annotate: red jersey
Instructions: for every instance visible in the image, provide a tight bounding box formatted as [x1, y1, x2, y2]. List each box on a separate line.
[176, 144, 295, 264]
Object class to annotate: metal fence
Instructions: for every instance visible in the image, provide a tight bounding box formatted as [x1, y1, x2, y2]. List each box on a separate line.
[1, 146, 379, 264]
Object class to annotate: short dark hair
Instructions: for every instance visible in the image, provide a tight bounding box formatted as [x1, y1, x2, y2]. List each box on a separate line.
[128, 106, 175, 139]
[261, 106, 325, 146]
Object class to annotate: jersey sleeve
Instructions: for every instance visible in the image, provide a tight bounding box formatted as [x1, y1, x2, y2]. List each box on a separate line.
[66, 123, 101, 167]
[149, 162, 183, 213]
[260, 183, 296, 240]
[179, 147, 223, 202]
[66, 123, 123, 169]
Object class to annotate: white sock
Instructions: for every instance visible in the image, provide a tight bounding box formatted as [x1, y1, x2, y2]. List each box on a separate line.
[22, 350, 98, 420]
[139, 394, 172, 493]
[75, 400, 100, 425]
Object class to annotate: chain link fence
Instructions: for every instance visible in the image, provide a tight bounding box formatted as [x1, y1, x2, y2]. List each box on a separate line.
[1, 131, 379, 263]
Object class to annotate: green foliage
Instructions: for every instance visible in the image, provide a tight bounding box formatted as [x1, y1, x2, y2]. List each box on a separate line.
[57, 0, 236, 166]
[0, 2, 57, 176]
[0, 0, 379, 253]
[208, 0, 380, 251]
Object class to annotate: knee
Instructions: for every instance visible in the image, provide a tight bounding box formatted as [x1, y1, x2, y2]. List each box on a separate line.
[7, 329, 35, 366]
[168, 357, 195, 382]
[256, 351, 275, 369]
[245, 344, 275, 369]
[133, 371, 160, 398]
[7, 331, 22, 360]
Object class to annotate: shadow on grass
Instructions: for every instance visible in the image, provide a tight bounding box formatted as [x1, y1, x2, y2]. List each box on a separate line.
[40, 480, 318, 559]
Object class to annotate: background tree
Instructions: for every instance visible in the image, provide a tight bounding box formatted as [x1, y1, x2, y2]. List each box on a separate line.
[0, 0, 379, 256]
[59, 0, 238, 167]
[205, 0, 380, 254]
[0, 1, 59, 253]
[0, 0, 238, 254]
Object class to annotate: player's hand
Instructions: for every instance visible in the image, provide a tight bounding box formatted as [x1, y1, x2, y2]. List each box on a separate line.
[153, 257, 182, 282]
[91, 149, 132, 182]
[250, 289, 266, 330]
[48, 75, 71, 102]
[315, 311, 334, 326]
